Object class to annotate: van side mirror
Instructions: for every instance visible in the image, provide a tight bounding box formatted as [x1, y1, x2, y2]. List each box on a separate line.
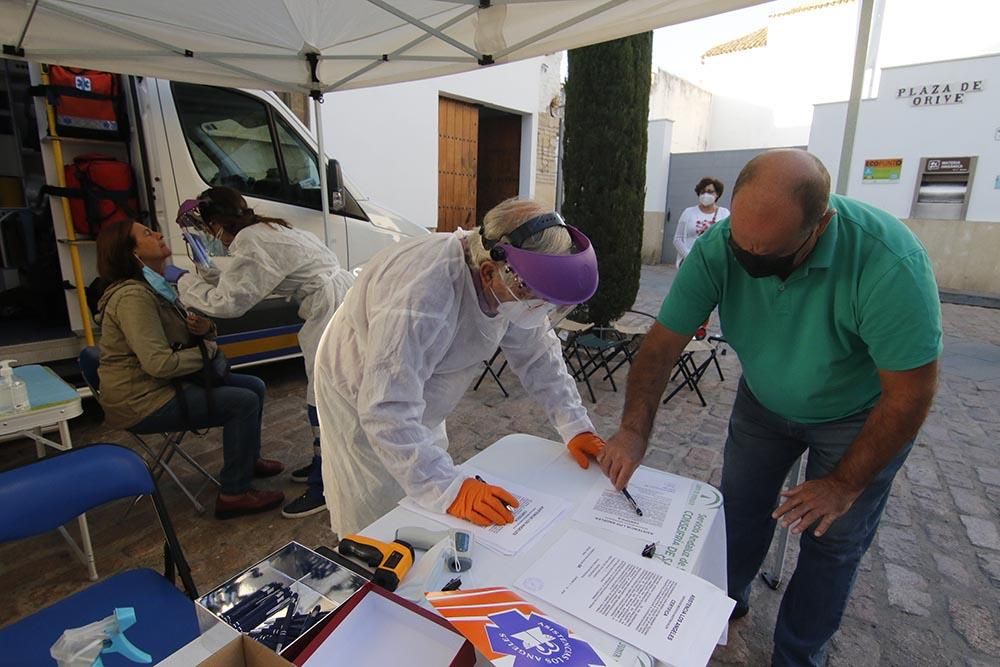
[327, 160, 345, 212]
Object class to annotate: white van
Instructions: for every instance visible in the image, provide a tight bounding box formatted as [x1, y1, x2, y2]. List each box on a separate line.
[0, 62, 427, 369]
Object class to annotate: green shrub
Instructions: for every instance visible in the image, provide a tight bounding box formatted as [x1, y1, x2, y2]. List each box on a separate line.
[562, 32, 652, 326]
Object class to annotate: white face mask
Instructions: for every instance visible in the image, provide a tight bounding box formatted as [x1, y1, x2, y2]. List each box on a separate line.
[699, 192, 717, 207]
[490, 281, 556, 329]
[498, 299, 557, 329]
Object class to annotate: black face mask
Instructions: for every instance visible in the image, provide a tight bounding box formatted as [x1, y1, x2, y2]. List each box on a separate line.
[728, 229, 814, 280]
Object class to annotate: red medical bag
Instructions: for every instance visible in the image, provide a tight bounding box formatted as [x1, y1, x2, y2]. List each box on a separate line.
[47, 66, 126, 139]
[62, 154, 139, 236]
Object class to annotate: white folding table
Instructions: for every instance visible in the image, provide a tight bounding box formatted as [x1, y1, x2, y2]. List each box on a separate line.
[0, 364, 97, 580]
[364, 434, 729, 666]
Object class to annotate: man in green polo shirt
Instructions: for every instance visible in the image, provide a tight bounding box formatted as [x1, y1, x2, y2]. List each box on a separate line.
[598, 149, 941, 666]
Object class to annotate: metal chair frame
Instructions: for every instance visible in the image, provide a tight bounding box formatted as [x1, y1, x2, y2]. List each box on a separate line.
[473, 346, 510, 397]
[79, 347, 220, 515]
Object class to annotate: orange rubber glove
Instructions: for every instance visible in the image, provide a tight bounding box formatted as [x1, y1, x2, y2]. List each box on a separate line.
[447, 477, 520, 527]
[568, 432, 606, 469]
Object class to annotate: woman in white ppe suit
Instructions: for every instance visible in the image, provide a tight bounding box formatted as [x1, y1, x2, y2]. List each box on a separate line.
[315, 198, 609, 537]
[171, 186, 354, 520]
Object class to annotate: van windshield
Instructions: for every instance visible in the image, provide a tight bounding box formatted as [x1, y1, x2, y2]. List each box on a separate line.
[172, 82, 367, 220]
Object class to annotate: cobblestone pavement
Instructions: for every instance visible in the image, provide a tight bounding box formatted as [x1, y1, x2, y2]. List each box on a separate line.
[2, 265, 998, 666]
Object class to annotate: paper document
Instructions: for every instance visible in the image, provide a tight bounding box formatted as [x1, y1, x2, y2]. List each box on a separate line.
[514, 528, 734, 667]
[573, 466, 722, 571]
[399, 467, 571, 556]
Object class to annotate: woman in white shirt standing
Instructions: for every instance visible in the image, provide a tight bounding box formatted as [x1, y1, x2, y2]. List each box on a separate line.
[673, 176, 729, 266]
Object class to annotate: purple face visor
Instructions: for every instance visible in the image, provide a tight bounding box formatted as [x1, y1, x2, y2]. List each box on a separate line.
[486, 219, 599, 306]
[175, 198, 206, 230]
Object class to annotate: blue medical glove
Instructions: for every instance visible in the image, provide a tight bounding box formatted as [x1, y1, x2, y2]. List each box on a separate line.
[163, 264, 188, 283]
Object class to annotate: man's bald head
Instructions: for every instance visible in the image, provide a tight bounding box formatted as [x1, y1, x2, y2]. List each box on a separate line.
[733, 149, 832, 229]
[728, 149, 835, 260]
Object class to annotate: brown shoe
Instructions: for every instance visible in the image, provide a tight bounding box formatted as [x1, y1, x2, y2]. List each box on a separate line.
[254, 458, 285, 478]
[215, 489, 285, 520]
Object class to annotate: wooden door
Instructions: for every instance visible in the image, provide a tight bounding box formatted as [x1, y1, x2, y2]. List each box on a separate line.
[438, 97, 478, 232]
[477, 113, 522, 225]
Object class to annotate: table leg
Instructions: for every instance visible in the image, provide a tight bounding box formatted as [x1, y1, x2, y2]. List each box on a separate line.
[33, 427, 45, 459]
[58, 419, 99, 580]
[760, 455, 804, 590]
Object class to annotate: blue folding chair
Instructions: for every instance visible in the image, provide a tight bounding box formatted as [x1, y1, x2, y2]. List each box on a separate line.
[80, 346, 220, 514]
[0, 443, 200, 664]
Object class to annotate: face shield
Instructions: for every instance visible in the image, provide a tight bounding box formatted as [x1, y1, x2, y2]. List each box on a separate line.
[483, 215, 599, 307]
[176, 198, 229, 259]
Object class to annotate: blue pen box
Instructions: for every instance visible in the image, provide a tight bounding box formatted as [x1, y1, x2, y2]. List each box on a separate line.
[196, 541, 369, 656]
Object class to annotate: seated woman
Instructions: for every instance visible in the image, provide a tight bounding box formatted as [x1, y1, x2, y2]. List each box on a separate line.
[94, 219, 284, 519]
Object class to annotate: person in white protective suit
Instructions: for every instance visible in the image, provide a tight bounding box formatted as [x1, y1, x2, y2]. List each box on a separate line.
[314, 198, 610, 537]
[169, 186, 354, 519]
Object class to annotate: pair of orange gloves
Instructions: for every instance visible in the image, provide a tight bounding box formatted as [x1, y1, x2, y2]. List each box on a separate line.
[447, 432, 606, 526]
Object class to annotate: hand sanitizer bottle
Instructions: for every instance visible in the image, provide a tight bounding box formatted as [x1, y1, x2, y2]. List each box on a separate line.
[0, 360, 16, 416]
[11, 370, 30, 413]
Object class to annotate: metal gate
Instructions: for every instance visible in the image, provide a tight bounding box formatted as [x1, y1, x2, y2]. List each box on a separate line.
[661, 147, 802, 264]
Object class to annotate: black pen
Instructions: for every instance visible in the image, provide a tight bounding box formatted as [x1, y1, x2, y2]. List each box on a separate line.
[475, 474, 514, 511]
[274, 593, 299, 653]
[622, 487, 643, 516]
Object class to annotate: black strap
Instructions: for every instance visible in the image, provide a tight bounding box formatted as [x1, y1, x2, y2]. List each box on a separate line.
[481, 212, 567, 250]
[29, 83, 117, 102]
[172, 340, 215, 432]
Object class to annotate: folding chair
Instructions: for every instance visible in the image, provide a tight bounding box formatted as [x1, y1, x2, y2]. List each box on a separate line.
[604, 310, 658, 379]
[0, 443, 200, 664]
[473, 347, 509, 398]
[662, 335, 728, 407]
[559, 320, 634, 403]
[79, 347, 220, 514]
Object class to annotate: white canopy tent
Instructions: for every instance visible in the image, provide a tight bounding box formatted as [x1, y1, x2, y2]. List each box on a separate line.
[2, 1, 769, 94]
[0, 0, 873, 214]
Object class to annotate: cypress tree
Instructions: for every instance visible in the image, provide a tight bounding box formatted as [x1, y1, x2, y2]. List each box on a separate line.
[562, 32, 652, 326]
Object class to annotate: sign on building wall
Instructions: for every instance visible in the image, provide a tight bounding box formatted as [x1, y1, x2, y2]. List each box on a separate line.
[896, 80, 984, 107]
[925, 157, 971, 174]
[863, 158, 903, 183]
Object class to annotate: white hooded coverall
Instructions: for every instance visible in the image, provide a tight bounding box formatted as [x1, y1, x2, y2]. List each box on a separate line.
[315, 230, 595, 537]
[177, 222, 354, 404]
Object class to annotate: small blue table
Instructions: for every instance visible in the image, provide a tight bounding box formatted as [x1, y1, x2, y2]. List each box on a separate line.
[0, 365, 97, 580]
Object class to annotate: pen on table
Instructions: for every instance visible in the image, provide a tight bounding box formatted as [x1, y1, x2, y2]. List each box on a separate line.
[474, 474, 514, 512]
[621, 487, 643, 516]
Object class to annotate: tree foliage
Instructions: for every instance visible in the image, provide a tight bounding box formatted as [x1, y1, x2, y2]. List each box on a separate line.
[562, 32, 652, 325]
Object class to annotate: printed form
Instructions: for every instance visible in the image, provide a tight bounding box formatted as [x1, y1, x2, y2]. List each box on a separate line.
[399, 467, 571, 556]
[573, 466, 723, 571]
[514, 528, 734, 667]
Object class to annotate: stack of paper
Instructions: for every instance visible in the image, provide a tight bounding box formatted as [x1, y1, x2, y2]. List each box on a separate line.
[514, 528, 734, 667]
[399, 467, 571, 556]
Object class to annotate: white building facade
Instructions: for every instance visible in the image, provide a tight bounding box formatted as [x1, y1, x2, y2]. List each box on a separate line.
[323, 55, 562, 231]
[809, 53, 1000, 294]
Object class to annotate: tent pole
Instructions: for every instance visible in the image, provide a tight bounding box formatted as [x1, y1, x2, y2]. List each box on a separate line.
[15, 0, 40, 51]
[836, 0, 875, 195]
[314, 95, 331, 250]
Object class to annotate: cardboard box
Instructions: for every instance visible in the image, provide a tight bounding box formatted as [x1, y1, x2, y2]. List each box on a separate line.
[291, 582, 477, 666]
[199, 636, 295, 667]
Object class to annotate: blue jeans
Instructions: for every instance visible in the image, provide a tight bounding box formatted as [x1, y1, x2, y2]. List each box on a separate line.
[132, 373, 267, 495]
[306, 404, 324, 499]
[722, 378, 911, 667]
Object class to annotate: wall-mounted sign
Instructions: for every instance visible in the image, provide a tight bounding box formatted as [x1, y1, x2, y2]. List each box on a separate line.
[896, 80, 984, 107]
[862, 158, 903, 183]
[926, 157, 971, 174]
